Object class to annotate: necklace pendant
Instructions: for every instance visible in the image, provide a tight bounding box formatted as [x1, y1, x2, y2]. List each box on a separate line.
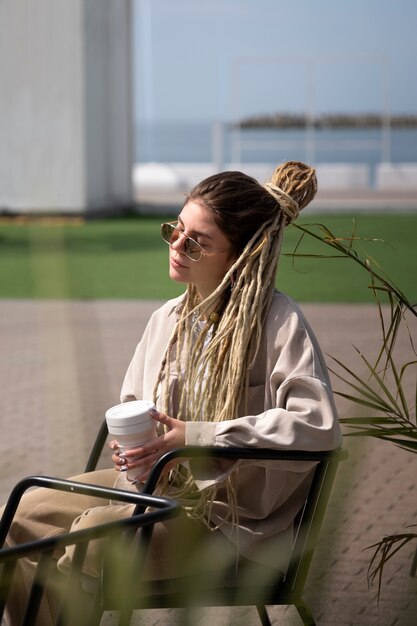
[209, 311, 220, 324]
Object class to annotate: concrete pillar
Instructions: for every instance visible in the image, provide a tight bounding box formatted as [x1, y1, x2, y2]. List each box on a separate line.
[0, 0, 133, 214]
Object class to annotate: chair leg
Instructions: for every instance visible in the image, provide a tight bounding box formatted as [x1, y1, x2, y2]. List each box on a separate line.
[87, 599, 104, 626]
[118, 607, 134, 626]
[295, 600, 315, 626]
[256, 605, 272, 626]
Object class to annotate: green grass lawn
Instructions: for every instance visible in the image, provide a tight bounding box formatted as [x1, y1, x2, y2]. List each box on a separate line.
[0, 213, 416, 302]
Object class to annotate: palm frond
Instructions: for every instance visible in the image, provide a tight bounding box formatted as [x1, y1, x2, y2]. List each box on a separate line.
[340, 417, 399, 424]
[366, 532, 417, 600]
[329, 355, 395, 412]
[293, 219, 417, 598]
[292, 222, 415, 316]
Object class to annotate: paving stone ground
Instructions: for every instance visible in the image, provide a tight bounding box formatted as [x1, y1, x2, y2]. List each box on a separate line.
[0, 299, 416, 625]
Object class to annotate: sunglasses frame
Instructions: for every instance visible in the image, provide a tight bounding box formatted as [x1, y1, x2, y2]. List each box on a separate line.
[161, 221, 229, 262]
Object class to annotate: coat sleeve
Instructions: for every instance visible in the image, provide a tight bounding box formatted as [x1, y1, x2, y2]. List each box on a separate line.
[186, 294, 342, 479]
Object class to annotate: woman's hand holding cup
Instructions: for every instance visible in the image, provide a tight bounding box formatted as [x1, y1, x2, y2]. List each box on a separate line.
[106, 402, 186, 483]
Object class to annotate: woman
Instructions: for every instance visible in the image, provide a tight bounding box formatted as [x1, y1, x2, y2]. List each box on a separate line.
[3, 161, 341, 624]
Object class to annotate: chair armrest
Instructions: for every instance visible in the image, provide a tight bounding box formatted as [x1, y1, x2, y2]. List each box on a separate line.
[0, 475, 180, 552]
[142, 446, 347, 496]
[0, 478, 180, 625]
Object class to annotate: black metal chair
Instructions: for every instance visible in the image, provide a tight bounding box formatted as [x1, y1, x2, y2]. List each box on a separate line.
[0, 421, 346, 626]
[85, 421, 348, 626]
[0, 475, 180, 626]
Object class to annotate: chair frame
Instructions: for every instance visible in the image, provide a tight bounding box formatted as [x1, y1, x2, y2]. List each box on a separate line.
[0, 475, 180, 626]
[87, 421, 347, 626]
[0, 421, 346, 626]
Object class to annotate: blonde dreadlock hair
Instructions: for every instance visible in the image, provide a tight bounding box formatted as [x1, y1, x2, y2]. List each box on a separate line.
[153, 161, 317, 526]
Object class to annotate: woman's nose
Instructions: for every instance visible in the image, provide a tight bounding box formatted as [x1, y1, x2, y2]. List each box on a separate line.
[171, 232, 186, 253]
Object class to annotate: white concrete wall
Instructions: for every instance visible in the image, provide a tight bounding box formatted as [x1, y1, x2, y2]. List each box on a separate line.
[0, 0, 133, 214]
[83, 0, 133, 210]
[315, 163, 370, 190]
[132, 161, 373, 204]
[375, 163, 417, 190]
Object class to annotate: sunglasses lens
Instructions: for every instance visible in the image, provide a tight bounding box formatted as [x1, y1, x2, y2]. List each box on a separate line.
[161, 223, 202, 261]
[184, 239, 202, 261]
[161, 223, 175, 243]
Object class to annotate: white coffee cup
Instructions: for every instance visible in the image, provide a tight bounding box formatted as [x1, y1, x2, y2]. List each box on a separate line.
[105, 400, 156, 480]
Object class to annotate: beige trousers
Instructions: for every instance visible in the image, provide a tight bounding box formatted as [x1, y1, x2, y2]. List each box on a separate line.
[1, 468, 237, 626]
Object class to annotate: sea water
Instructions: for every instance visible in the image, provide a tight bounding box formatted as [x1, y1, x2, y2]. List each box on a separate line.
[135, 121, 417, 170]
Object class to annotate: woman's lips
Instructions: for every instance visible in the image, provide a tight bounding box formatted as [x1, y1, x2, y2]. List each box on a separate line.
[170, 255, 188, 270]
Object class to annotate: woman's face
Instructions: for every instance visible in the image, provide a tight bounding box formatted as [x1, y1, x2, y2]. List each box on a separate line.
[168, 200, 236, 300]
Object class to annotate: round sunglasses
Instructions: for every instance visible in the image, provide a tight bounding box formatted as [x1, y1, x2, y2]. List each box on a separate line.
[160, 222, 229, 262]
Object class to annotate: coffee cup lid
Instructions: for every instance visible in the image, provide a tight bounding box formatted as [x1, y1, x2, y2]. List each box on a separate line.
[105, 400, 155, 429]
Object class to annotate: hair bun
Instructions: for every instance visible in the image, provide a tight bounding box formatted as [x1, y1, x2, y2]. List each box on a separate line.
[269, 161, 317, 212]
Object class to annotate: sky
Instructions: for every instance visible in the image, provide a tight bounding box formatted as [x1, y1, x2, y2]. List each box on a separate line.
[133, 0, 417, 123]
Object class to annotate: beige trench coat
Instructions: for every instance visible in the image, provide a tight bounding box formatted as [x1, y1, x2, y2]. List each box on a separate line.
[120, 290, 342, 570]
